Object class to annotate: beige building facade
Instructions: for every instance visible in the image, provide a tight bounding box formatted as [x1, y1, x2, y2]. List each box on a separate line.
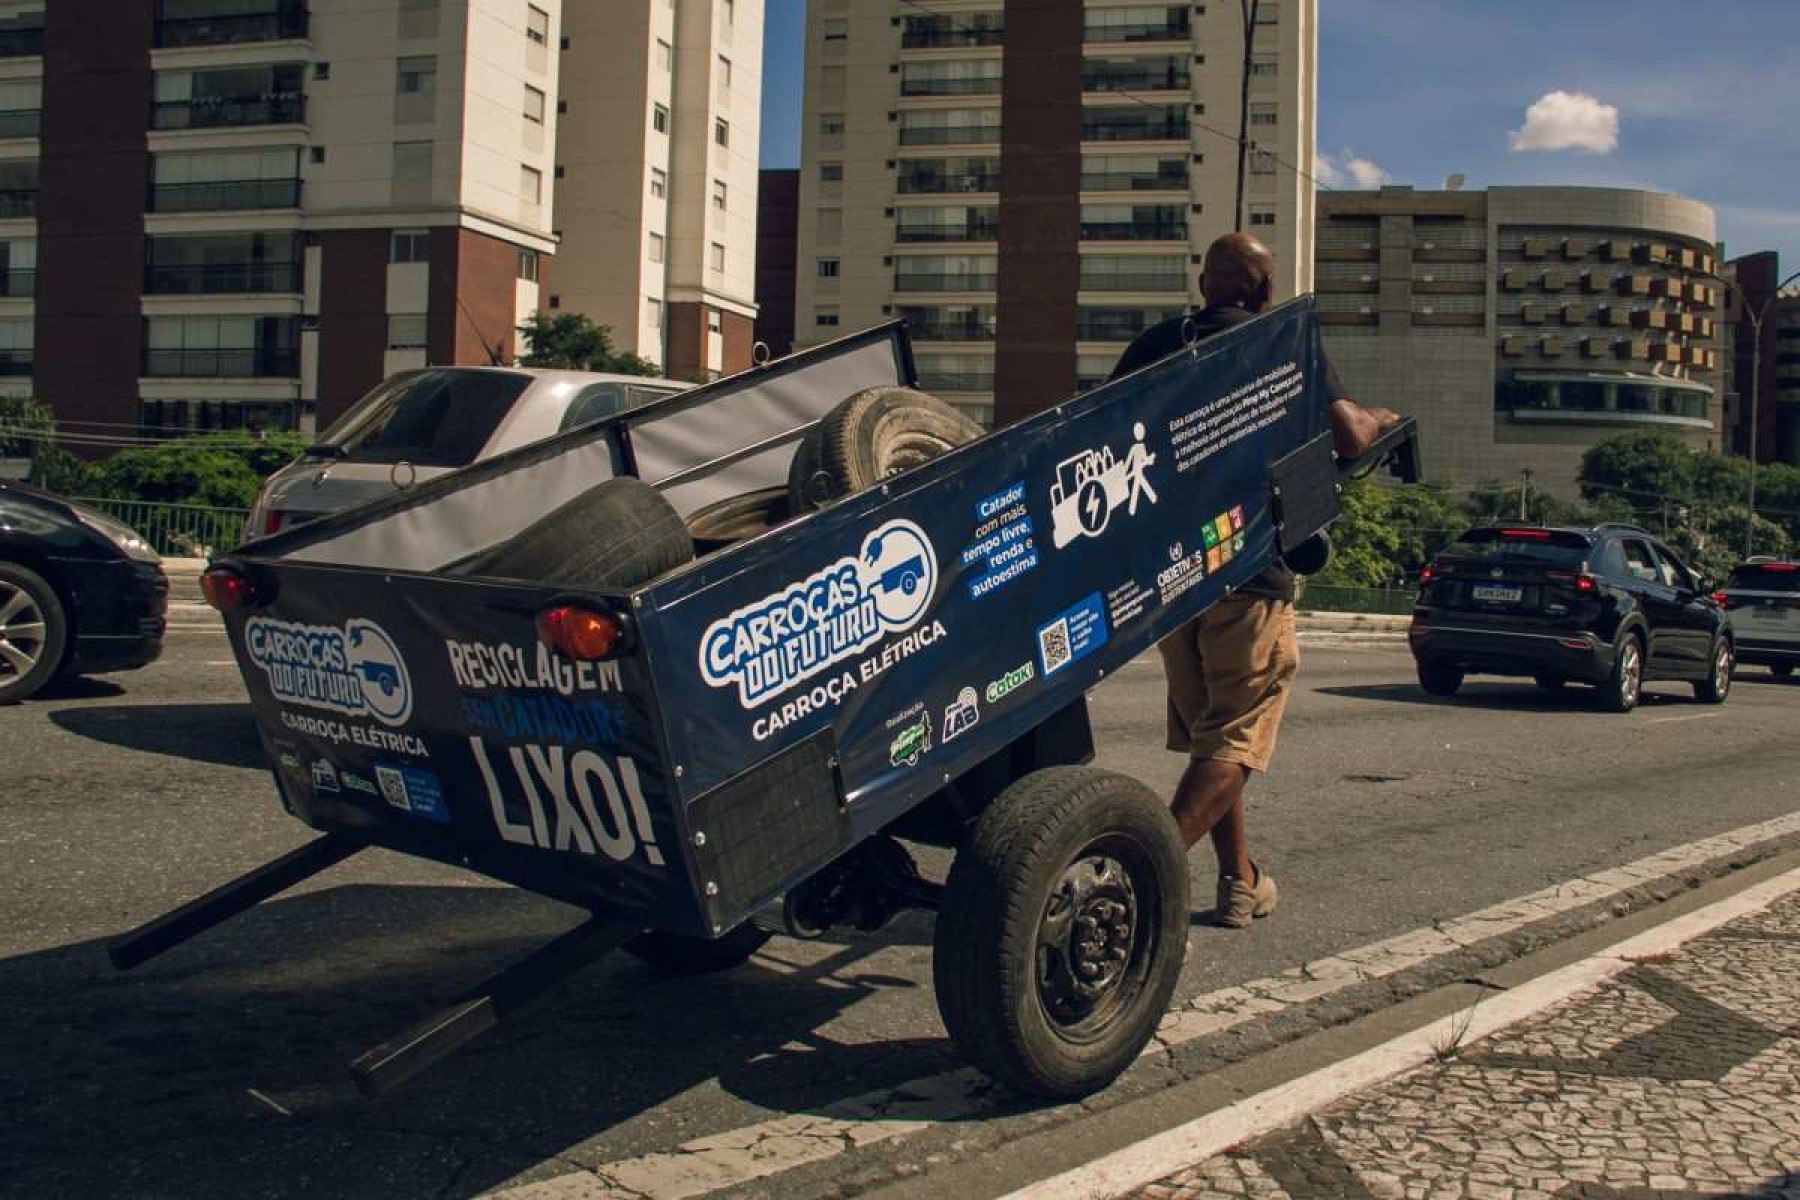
[1317, 185, 1722, 499]
[794, 0, 1316, 427]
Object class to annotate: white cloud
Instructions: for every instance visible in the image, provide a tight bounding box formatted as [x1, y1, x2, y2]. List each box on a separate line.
[1316, 148, 1389, 190]
[1509, 90, 1619, 153]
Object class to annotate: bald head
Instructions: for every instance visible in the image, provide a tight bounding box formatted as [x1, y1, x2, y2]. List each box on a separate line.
[1200, 232, 1276, 312]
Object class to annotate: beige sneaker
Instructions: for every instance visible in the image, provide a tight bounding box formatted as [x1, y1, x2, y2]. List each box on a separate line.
[1215, 864, 1279, 928]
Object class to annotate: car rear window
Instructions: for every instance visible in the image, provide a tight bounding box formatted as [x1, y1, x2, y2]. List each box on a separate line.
[1727, 563, 1800, 593]
[318, 370, 532, 467]
[1449, 527, 1591, 566]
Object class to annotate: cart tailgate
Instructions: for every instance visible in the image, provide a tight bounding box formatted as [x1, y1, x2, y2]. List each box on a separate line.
[223, 562, 704, 931]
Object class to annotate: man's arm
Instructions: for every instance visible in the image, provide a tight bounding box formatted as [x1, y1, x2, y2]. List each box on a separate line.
[1329, 398, 1403, 460]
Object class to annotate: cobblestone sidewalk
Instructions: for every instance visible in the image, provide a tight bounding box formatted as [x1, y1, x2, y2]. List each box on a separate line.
[1134, 890, 1800, 1200]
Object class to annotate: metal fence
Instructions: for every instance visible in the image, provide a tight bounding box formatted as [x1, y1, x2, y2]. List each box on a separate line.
[1294, 583, 1418, 615]
[71, 497, 248, 558]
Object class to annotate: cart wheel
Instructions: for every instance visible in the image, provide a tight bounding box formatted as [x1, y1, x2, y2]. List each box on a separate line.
[687, 486, 794, 553]
[452, 476, 694, 588]
[933, 766, 1188, 1100]
[798, 386, 983, 510]
[624, 925, 772, 976]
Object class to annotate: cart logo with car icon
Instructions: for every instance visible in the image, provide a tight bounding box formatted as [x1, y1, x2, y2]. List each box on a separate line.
[245, 615, 414, 727]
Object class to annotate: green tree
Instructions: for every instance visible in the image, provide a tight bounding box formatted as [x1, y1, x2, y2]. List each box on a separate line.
[0, 394, 51, 460]
[517, 312, 662, 376]
[96, 432, 308, 510]
[1578, 432, 1693, 516]
[1310, 480, 1468, 588]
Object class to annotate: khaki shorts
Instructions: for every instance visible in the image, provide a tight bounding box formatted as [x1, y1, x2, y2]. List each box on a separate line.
[1158, 594, 1298, 773]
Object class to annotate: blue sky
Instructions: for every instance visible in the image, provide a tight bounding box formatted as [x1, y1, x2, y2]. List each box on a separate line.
[759, 0, 1800, 272]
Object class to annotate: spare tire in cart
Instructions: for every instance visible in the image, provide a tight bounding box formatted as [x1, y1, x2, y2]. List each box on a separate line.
[791, 386, 984, 511]
[452, 476, 694, 588]
[686, 485, 794, 554]
[933, 766, 1189, 1099]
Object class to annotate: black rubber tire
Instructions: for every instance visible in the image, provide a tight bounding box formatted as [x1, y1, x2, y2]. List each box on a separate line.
[1597, 632, 1644, 713]
[0, 562, 68, 704]
[687, 486, 792, 552]
[1693, 637, 1733, 704]
[786, 424, 832, 513]
[624, 925, 772, 976]
[1282, 530, 1332, 575]
[1772, 664, 1793, 680]
[453, 477, 694, 588]
[1416, 659, 1464, 697]
[1533, 675, 1565, 692]
[932, 766, 1188, 1100]
[805, 386, 983, 508]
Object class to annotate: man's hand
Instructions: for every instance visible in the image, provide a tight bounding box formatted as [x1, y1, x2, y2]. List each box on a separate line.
[1329, 399, 1402, 461]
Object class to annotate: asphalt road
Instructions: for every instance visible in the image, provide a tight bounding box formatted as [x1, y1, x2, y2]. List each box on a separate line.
[2, 621, 1797, 1198]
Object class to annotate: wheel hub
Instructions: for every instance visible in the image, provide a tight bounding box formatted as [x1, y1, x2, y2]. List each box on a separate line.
[1038, 855, 1139, 1025]
[0, 582, 46, 679]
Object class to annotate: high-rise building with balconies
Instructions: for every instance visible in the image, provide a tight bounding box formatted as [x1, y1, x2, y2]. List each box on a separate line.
[793, 0, 1317, 427]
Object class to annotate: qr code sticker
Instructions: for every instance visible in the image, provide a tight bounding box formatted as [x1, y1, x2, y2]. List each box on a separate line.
[1039, 618, 1073, 675]
[376, 765, 411, 811]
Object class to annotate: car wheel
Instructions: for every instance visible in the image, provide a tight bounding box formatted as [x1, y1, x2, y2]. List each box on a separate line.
[797, 386, 984, 510]
[1533, 675, 1565, 692]
[1773, 664, 1794, 680]
[1693, 638, 1733, 704]
[1416, 659, 1463, 697]
[451, 477, 695, 588]
[0, 563, 68, 704]
[1598, 633, 1643, 713]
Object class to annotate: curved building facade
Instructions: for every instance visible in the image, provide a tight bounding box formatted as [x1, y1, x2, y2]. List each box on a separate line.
[1316, 186, 1721, 498]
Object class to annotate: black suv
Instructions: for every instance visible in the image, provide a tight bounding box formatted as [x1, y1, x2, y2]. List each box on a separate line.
[1408, 524, 1732, 712]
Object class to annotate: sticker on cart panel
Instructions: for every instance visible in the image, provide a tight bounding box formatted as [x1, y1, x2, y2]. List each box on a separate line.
[1049, 424, 1159, 549]
[245, 615, 414, 727]
[1037, 592, 1109, 677]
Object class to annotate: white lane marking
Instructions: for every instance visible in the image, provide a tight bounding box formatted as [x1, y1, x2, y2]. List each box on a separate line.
[490, 809, 1800, 1200]
[1008, 865, 1800, 1200]
[1645, 713, 1721, 725]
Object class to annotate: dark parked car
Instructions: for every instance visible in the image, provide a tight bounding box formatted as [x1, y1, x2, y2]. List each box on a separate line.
[1408, 523, 1732, 712]
[1718, 558, 1800, 678]
[0, 481, 167, 702]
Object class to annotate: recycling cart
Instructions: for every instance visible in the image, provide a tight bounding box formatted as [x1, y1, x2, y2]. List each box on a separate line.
[109, 298, 1419, 1100]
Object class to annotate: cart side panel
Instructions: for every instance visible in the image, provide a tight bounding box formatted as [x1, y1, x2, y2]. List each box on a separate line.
[637, 299, 1331, 927]
[222, 563, 708, 933]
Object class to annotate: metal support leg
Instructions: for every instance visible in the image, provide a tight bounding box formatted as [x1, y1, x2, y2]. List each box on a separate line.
[349, 915, 640, 1096]
[107, 833, 364, 971]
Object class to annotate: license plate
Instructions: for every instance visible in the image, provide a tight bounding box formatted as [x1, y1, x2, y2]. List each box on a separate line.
[1752, 606, 1787, 620]
[1472, 584, 1523, 603]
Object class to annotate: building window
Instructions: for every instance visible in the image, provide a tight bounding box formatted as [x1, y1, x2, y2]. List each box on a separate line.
[1249, 56, 1277, 77]
[822, 18, 847, 44]
[1248, 205, 1276, 226]
[656, 38, 672, 72]
[387, 314, 428, 350]
[390, 229, 430, 263]
[820, 162, 842, 183]
[396, 55, 437, 95]
[714, 117, 729, 147]
[707, 310, 722, 334]
[521, 164, 543, 203]
[526, 4, 548, 45]
[524, 84, 545, 123]
[820, 112, 845, 135]
[650, 166, 667, 197]
[718, 55, 731, 93]
[722, 0, 734, 27]
[393, 141, 433, 180]
[653, 103, 669, 133]
[818, 258, 840, 278]
[816, 309, 839, 327]
[648, 231, 665, 263]
[647, 296, 662, 327]
[709, 241, 725, 271]
[1256, 1, 1279, 22]
[1249, 150, 1276, 174]
[1249, 102, 1276, 126]
[517, 248, 539, 281]
[712, 179, 727, 211]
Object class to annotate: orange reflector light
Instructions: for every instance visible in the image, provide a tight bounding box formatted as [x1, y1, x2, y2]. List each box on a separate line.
[537, 605, 625, 661]
[200, 568, 256, 613]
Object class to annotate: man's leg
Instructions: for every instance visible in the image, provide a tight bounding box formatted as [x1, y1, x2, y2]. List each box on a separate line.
[1168, 758, 1253, 883]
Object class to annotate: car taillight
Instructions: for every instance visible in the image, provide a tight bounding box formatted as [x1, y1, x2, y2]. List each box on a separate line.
[1419, 565, 1435, 583]
[201, 567, 258, 613]
[536, 604, 627, 661]
[1763, 563, 1797, 572]
[1576, 575, 1597, 594]
[1500, 528, 1551, 540]
[263, 511, 286, 535]
[1713, 590, 1730, 607]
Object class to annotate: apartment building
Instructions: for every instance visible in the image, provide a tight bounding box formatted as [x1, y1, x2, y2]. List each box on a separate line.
[793, 0, 1316, 427]
[1316, 185, 1722, 496]
[554, 0, 761, 381]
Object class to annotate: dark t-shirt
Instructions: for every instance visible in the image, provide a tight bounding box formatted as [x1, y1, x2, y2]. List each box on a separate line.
[1108, 304, 1348, 602]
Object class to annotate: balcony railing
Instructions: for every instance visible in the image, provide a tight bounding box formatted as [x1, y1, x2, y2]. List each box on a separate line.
[1081, 66, 1190, 93]
[895, 272, 997, 292]
[0, 268, 34, 297]
[0, 349, 31, 375]
[142, 347, 300, 378]
[1080, 170, 1188, 191]
[0, 28, 43, 57]
[0, 190, 34, 218]
[1083, 20, 1190, 43]
[0, 109, 38, 138]
[151, 94, 306, 131]
[902, 25, 1004, 49]
[903, 319, 996, 342]
[917, 370, 995, 392]
[154, 8, 309, 48]
[899, 124, 1000, 146]
[144, 262, 302, 295]
[1081, 117, 1188, 142]
[1078, 317, 1170, 341]
[898, 172, 1001, 195]
[1079, 271, 1186, 292]
[147, 178, 302, 213]
[901, 75, 1003, 97]
[897, 222, 999, 243]
[1080, 221, 1187, 242]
